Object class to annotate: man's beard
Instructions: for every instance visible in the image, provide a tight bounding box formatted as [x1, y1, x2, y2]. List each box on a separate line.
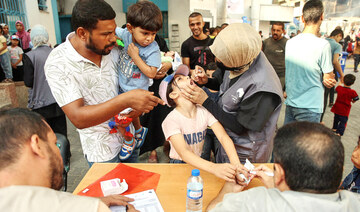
[86, 36, 115, 55]
[47, 145, 64, 190]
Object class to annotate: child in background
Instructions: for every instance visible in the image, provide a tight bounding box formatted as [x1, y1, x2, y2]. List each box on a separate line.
[331, 74, 359, 136]
[160, 64, 243, 182]
[8, 35, 24, 81]
[0, 25, 13, 82]
[114, 1, 162, 160]
[339, 136, 360, 193]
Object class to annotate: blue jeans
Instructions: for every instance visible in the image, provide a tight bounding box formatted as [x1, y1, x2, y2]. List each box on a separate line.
[284, 105, 321, 125]
[86, 149, 140, 168]
[0, 51, 12, 79]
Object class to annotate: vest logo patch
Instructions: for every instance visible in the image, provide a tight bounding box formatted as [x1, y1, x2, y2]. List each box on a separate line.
[237, 88, 244, 98]
[231, 88, 244, 103]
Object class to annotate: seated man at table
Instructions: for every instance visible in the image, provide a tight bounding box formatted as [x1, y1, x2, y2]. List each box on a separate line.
[207, 122, 360, 211]
[0, 108, 138, 212]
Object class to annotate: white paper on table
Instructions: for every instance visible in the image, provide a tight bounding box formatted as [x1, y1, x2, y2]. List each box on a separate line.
[109, 189, 164, 212]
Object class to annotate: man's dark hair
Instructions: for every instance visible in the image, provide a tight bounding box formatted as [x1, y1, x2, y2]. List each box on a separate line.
[71, 0, 116, 31]
[127, 1, 162, 32]
[274, 122, 344, 193]
[302, 0, 324, 24]
[330, 28, 344, 38]
[272, 22, 284, 30]
[189, 12, 202, 19]
[0, 108, 50, 170]
[0, 25, 3, 34]
[344, 74, 356, 86]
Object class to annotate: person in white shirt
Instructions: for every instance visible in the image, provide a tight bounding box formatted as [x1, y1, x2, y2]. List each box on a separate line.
[207, 122, 360, 211]
[44, 0, 163, 166]
[0, 108, 138, 212]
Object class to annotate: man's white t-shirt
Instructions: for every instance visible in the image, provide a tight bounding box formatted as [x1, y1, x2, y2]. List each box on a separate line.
[45, 32, 127, 162]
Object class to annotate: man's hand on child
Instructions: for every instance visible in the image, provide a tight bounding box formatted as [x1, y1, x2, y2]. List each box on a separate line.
[128, 43, 139, 59]
[124, 89, 164, 113]
[211, 163, 237, 182]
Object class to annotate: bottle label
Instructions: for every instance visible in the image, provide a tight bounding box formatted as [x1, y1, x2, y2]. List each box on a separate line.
[187, 189, 203, 200]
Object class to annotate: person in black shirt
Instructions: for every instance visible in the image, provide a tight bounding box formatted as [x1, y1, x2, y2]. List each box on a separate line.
[181, 12, 214, 70]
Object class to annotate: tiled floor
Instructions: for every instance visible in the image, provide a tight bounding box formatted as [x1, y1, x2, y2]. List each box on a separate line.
[66, 57, 360, 193]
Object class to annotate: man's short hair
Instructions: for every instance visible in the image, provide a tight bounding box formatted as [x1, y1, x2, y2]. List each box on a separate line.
[272, 22, 284, 30]
[330, 28, 344, 38]
[71, 0, 116, 31]
[302, 0, 324, 25]
[273, 122, 344, 193]
[344, 74, 356, 86]
[0, 108, 50, 170]
[189, 12, 202, 19]
[127, 1, 162, 32]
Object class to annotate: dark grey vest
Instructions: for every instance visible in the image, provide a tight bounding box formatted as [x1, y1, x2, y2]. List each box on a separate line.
[217, 52, 283, 163]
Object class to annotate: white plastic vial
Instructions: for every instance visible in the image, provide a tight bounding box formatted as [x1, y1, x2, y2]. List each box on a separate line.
[186, 169, 203, 212]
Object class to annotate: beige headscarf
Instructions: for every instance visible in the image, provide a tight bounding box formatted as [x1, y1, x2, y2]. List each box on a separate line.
[209, 23, 262, 78]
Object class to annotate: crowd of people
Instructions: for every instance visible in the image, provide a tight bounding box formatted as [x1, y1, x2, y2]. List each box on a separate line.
[0, 0, 360, 211]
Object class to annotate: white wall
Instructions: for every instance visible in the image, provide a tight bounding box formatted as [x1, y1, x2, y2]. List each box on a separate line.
[190, 0, 217, 27]
[217, 0, 227, 26]
[63, 0, 126, 27]
[259, 21, 270, 39]
[25, 0, 57, 46]
[108, 0, 127, 27]
[168, 0, 191, 52]
[259, 5, 294, 22]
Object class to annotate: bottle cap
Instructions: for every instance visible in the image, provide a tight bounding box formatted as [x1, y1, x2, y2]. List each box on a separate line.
[191, 169, 200, 176]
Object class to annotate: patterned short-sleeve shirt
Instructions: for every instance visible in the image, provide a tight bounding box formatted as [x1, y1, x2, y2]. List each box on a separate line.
[44, 32, 125, 162]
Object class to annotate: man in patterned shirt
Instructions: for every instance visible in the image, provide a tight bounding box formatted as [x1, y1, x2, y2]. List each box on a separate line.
[44, 0, 163, 166]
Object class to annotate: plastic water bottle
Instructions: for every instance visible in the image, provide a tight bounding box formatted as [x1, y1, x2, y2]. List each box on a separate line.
[186, 169, 203, 212]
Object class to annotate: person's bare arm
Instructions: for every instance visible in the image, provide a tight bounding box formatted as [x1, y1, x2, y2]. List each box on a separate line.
[127, 43, 157, 78]
[13, 54, 23, 66]
[182, 57, 190, 68]
[154, 62, 172, 79]
[62, 89, 163, 129]
[333, 53, 344, 83]
[0, 42, 7, 52]
[170, 134, 237, 182]
[211, 121, 250, 185]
